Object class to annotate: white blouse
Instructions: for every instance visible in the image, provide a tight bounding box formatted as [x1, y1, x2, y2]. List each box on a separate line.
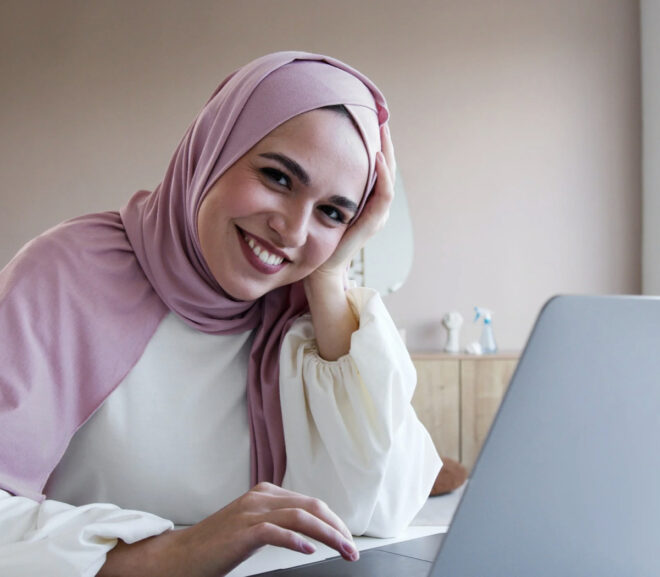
[0, 288, 440, 576]
[45, 311, 255, 524]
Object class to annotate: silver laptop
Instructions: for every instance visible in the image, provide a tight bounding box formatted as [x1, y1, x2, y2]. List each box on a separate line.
[255, 295, 660, 576]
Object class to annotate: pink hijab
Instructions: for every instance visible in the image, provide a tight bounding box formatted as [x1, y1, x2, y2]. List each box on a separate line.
[0, 51, 388, 502]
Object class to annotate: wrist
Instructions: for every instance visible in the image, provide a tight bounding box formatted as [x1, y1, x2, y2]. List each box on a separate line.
[304, 270, 358, 362]
[101, 529, 190, 577]
[304, 267, 345, 297]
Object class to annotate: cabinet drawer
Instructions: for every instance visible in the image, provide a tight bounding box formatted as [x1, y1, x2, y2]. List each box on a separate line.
[411, 359, 460, 461]
[412, 354, 519, 471]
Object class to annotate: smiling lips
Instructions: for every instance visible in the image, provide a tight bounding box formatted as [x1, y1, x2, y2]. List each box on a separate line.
[239, 229, 288, 274]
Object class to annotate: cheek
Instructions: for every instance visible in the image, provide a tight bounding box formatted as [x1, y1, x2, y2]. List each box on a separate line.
[213, 172, 275, 218]
[306, 229, 345, 266]
[225, 187, 267, 216]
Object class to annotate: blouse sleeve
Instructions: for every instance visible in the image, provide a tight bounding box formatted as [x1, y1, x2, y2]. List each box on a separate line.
[0, 489, 173, 577]
[279, 287, 441, 538]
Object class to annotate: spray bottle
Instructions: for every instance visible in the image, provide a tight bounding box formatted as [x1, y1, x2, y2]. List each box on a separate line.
[474, 307, 498, 353]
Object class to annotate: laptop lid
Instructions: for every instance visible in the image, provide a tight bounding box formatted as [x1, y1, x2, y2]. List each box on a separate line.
[430, 295, 660, 576]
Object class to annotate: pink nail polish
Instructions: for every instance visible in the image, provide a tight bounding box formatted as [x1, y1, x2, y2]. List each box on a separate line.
[341, 540, 358, 561]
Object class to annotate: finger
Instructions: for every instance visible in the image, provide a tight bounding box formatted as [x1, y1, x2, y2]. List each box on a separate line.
[248, 521, 319, 556]
[375, 151, 394, 198]
[255, 509, 359, 562]
[248, 483, 353, 542]
[339, 154, 392, 254]
[369, 152, 394, 226]
[256, 490, 354, 542]
[380, 124, 397, 181]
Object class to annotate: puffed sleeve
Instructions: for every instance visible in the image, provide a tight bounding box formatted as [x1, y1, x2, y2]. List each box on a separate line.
[279, 287, 441, 538]
[0, 489, 173, 576]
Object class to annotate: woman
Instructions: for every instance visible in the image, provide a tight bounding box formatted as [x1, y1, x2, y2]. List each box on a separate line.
[0, 51, 441, 576]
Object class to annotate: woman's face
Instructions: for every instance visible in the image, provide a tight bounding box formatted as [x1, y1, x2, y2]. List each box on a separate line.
[197, 108, 369, 301]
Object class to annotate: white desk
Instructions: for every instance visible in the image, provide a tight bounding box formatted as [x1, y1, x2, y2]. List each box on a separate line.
[226, 483, 466, 577]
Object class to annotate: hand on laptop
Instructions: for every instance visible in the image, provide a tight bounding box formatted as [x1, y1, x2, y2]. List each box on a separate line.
[100, 482, 359, 577]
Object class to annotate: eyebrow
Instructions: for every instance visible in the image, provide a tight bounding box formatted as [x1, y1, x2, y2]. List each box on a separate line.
[259, 152, 360, 215]
[329, 195, 359, 216]
[259, 152, 310, 186]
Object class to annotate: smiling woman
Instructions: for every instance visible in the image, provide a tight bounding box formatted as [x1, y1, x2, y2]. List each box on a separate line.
[197, 108, 368, 303]
[0, 51, 441, 577]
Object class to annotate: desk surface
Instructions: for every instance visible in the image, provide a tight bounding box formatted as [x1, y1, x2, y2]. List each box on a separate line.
[226, 483, 466, 577]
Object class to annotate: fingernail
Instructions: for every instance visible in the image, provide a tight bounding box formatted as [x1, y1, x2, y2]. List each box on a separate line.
[341, 540, 359, 561]
[302, 541, 316, 554]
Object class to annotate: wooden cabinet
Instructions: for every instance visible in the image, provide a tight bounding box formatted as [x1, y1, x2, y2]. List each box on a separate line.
[411, 352, 519, 471]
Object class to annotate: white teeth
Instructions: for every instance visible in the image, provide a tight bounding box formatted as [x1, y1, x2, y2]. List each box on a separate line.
[244, 234, 284, 266]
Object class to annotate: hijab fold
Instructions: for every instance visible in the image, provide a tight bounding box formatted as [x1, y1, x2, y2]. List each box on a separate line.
[0, 51, 388, 501]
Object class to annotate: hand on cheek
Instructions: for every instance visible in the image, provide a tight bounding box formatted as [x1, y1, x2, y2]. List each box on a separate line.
[310, 124, 396, 283]
[303, 125, 396, 361]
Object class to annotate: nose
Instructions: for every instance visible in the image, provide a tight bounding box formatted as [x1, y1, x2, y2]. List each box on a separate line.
[268, 202, 311, 248]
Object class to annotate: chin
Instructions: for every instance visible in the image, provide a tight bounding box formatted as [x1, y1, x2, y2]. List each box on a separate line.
[223, 286, 265, 302]
[218, 278, 274, 302]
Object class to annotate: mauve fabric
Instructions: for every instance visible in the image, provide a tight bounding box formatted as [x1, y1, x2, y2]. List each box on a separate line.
[0, 51, 388, 501]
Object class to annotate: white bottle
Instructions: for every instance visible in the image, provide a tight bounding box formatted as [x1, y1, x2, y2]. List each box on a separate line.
[474, 307, 498, 354]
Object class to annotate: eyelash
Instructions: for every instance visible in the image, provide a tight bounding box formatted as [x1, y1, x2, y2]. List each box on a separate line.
[261, 167, 291, 189]
[260, 167, 349, 225]
[319, 205, 349, 224]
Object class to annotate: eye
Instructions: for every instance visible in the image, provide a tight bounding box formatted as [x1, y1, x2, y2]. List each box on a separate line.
[260, 167, 291, 189]
[318, 205, 349, 224]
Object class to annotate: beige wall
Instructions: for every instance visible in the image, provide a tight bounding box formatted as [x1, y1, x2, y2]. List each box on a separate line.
[642, 0, 660, 294]
[0, 0, 641, 351]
